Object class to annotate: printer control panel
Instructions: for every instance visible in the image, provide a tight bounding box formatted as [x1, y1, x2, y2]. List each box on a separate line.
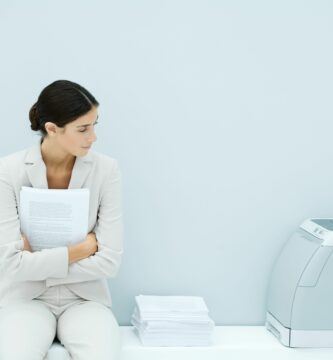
[313, 227, 323, 235]
[300, 218, 333, 246]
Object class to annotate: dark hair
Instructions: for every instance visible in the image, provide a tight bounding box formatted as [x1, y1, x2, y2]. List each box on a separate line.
[29, 80, 99, 137]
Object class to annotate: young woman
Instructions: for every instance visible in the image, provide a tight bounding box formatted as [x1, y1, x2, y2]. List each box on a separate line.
[0, 80, 123, 360]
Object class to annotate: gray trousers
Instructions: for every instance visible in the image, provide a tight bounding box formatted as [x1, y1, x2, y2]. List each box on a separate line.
[0, 285, 121, 360]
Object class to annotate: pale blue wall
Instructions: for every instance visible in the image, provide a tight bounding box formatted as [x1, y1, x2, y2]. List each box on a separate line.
[1, 0, 333, 325]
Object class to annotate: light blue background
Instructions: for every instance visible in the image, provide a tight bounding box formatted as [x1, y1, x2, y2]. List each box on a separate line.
[1, 0, 333, 325]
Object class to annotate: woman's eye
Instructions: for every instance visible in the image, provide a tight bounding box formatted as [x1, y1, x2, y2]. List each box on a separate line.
[78, 122, 98, 133]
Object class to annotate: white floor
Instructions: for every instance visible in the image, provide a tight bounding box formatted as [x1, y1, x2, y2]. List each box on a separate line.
[47, 326, 333, 360]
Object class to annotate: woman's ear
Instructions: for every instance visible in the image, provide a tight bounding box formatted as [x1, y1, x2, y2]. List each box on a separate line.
[44, 122, 59, 137]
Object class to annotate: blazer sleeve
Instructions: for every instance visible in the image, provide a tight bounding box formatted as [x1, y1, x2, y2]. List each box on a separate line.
[46, 159, 123, 287]
[0, 160, 69, 281]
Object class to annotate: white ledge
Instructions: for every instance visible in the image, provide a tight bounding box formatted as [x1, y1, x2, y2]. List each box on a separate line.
[47, 326, 333, 360]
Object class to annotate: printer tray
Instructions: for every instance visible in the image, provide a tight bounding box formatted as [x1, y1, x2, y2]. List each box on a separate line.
[266, 312, 333, 348]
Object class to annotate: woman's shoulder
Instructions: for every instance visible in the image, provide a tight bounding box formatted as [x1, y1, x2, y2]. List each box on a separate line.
[88, 151, 121, 187]
[90, 150, 120, 171]
[0, 146, 34, 182]
[0, 146, 32, 167]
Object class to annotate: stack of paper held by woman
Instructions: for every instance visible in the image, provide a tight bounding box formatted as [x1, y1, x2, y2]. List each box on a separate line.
[19, 186, 89, 251]
[131, 295, 215, 346]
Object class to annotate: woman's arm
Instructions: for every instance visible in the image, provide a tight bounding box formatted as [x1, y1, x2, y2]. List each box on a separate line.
[0, 160, 68, 282]
[67, 232, 97, 264]
[22, 232, 98, 264]
[45, 159, 123, 287]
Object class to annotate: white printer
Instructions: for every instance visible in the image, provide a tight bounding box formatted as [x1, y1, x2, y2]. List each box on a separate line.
[266, 218, 333, 347]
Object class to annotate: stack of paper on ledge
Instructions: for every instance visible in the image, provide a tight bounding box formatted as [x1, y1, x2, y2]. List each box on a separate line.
[131, 295, 215, 346]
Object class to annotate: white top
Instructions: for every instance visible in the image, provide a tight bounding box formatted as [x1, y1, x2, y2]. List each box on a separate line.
[48, 326, 333, 360]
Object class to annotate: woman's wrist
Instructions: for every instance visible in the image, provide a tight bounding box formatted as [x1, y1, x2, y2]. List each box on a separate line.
[67, 233, 97, 265]
[67, 242, 89, 265]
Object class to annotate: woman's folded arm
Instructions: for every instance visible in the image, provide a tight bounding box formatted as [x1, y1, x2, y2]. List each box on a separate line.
[46, 159, 123, 286]
[0, 160, 69, 281]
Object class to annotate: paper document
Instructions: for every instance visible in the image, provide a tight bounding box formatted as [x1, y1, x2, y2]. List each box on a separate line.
[131, 295, 215, 346]
[19, 186, 89, 251]
[135, 295, 209, 314]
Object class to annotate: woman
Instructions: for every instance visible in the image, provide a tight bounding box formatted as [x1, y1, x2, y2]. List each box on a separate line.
[0, 80, 123, 360]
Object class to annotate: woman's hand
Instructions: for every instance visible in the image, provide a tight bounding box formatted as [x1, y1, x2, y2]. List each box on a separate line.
[21, 233, 32, 252]
[83, 232, 98, 256]
[67, 232, 98, 265]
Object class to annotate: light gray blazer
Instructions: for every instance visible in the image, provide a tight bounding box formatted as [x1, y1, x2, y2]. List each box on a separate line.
[0, 140, 123, 308]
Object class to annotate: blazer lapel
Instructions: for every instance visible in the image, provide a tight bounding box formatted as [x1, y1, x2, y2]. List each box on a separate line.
[24, 141, 93, 189]
[68, 155, 93, 189]
[24, 143, 48, 189]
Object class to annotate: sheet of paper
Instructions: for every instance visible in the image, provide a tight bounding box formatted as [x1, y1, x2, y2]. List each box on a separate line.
[19, 186, 89, 251]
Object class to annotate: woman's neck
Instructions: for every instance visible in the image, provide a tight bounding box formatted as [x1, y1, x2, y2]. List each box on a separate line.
[40, 137, 76, 172]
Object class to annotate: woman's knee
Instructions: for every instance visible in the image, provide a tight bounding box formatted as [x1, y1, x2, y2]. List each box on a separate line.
[58, 301, 121, 359]
[0, 300, 56, 360]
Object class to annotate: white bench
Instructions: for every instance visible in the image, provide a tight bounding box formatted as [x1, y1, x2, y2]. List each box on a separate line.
[46, 326, 333, 360]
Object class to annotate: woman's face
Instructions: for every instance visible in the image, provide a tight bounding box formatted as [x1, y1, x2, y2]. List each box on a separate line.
[56, 106, 98, 157]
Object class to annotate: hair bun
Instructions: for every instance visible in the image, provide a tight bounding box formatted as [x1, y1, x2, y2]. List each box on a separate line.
[29, 103, 40, 131]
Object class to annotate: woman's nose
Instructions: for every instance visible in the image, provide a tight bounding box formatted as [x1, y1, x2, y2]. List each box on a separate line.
[88, 129, 97, 143]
